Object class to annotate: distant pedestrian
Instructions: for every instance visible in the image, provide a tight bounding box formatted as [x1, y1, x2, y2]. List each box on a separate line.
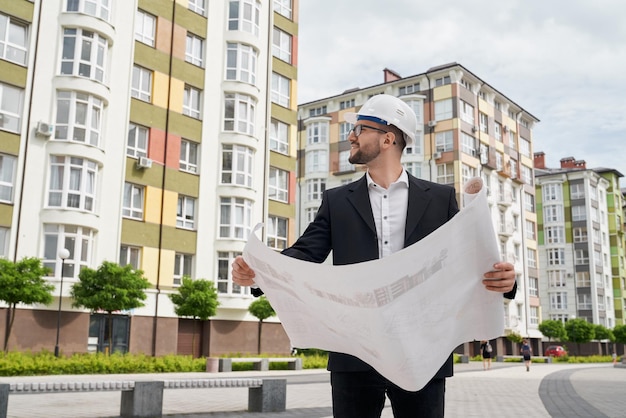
[612, 350, 617, 365]
[480, 340, 493, 370]
[520, 339, 532, 371]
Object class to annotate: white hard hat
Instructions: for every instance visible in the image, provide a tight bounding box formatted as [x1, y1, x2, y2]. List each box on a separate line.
[344, 94, 417, 146]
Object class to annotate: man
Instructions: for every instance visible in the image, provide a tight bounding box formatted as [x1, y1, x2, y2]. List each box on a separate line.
[232, 94, 516, 417]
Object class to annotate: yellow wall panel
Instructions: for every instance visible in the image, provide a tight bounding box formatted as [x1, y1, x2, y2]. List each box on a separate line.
[159, 248, 175, 287]
[142, 246, 160, 285]
[169, 78, 185, 113]
[152, 72, 170, 109]
[144, 186, 163, 224]
[433, 85, 452, 100]
[162, 189, 178, 227]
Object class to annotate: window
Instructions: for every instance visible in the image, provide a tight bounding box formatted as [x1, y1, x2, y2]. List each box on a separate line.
[173, 253, 193, 286]
[270, 119, 289, 154]
[543, 183, 562, 202]
[224, 93, 255, 134]
[550, 292, 567, 310]
[576, 271, 590, 287]
[519, 137, 531, 157]
[185, 33, 204, 67]
[221, 144, 253, 187]
[434, 76, 450, 86]
[459, 101, 474, 125]
[521, 165, 533, 185]
[0, 226, 8, 258]
[306, 179, 325, 201]
[524, 192, 535, 212]
[570, 183, 585, 199]
[404, 99, 423, 125]
[127, 123, 148, 158]
[122, 182, 144, 219]
[495, 152, 503, 171]
[48, 156, 97, 211]
[435, 131, 453, 152]
[217, 251, 248, 294]
[434, 99, 453, 121]
[404, 162, 421, 178]
[574, 249, 589, 265]
[436, 163, 454, 185]
[55, 91, 103, 146]
[119, 245, 140, 270]
[305, 150, 327, 173]
[219, 197, 252, 239]
[271, 72, 290, 107]
[66, 0, 110, 20]
[0, 154, 16, 203]
[180, 140, 198, 173]
[339, 150, 353, 172]
[305, 207, 317, 224]
[544, 205, 563, 223]
[273, 0, 292, 19]
[135, 10, 156, 46]
[337, 122, 352, 142]
[43, 224, 94, 279]
[548, 270, 566, 288]
[339, 99, 355, 109]
[494, 123, 502, 141]
[272, 27, 292, 63]
[577, 294, 592, 310]
[0, 82, 24, 133]
[188, 0, 206, 16]
[460, 132, 476, 156]
[176, 195, 196, 229]
[307, 122, 328, 145]
[573, 227, 587, 242]
[547, 248, 565, 265]
[529, 306, 539, 326]
[226, 43, 257, 84]
[269, 167, 288, 202]
[267, 216, 287, 250]
[228, 0, 260, 36]
[309, 106, 326, 117]
[479, 113, 488, 133]
[399, 83, 420, 95]
[60, 28, 107, 82]
[572, 205, 586, 221]
[545, 226, 565, 244]
[131, 66, 152, 102]
[526, 248, 536, 268]
[529, 277, 539, 296]
[183, 85, 201, 119]
[0, 13, 28, 65]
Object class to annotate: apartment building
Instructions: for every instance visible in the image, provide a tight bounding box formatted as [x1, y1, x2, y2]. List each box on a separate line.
[296, 63, 541, 351]
[535, 153, 625, 327]
[0, 0, 298, 356]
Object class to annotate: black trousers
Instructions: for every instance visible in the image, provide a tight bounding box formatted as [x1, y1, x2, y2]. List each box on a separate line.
[330, 370, 445, 418]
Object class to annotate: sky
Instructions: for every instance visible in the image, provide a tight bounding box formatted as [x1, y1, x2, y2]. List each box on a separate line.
[297, 0, 626, 188]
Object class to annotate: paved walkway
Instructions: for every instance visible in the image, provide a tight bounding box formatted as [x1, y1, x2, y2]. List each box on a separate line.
[1, 361, 625, 417]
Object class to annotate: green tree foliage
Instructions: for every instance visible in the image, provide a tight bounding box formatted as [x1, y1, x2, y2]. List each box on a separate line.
[71, 261, 150, 354]
[593, 324, 615, 355]
[169, 277, 219, 357]
[505, 332, 523, 344]
[0, 258, 53, 352]
[538, 319, 567, 342]
[614, 324, 626, 344]
[564, 318, 595, 355]
[248, 296, 276, 354]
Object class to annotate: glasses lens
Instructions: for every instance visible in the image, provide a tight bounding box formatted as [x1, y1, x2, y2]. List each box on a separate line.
[353, 125, 362, 137]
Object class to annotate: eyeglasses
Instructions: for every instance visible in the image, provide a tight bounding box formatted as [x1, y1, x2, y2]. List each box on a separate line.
[350, 124, 388, 138]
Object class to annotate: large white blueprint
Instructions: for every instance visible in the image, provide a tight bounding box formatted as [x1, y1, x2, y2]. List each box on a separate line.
[243, 178, 504, 391]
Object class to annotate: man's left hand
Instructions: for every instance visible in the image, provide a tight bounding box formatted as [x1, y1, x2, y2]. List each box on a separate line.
[483, 262, 515, 293]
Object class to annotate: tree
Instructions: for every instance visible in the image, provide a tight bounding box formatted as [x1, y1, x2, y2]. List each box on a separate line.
[614, 324, 626, 355]
[564, 318, 595, 356]
[538, 319, 567, 342]
[0, 257, 54, 352]
[169, 277, 219, 358]
[593, 324, 614, 355]
[71, 261, 150, 354]
[248, 296, 275, 354]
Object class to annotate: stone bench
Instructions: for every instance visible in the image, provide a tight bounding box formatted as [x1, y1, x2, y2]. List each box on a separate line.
[210, 357, 303, 372]
[496, 354, 552, 363]
[0, 377, 286, 418]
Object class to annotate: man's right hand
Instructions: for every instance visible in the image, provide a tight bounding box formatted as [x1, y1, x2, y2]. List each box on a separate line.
[231, 255, 256, 287]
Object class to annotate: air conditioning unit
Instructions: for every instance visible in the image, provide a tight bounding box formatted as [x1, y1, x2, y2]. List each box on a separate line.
[428, 120, 437, 128]
[433, 151, 442, 159]
[36, 121, 54, 137]
[137, 157, 153, 168]
[472, 126, 478, 133]
[503, 125, 509, 133]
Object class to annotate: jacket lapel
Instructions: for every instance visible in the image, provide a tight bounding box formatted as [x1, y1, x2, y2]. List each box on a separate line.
[405, 175, 432, 246]
[347, 176, 377, 236]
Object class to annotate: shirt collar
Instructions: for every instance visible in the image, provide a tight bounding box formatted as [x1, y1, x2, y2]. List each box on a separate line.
[366, 170, 409, 189]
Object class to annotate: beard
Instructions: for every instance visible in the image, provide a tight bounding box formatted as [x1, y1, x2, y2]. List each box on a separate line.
[349, 142, 381, 165]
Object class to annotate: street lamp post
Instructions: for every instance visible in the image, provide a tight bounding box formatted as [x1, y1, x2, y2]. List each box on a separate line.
[54, 248, 70, 357]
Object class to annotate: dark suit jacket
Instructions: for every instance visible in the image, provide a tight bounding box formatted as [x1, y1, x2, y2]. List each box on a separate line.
[279, 172, 516, 379]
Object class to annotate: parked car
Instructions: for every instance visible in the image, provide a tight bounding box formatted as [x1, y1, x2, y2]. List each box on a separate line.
[544, 345, 567, 357]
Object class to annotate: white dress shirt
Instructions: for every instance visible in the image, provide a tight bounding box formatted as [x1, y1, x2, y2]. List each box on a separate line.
[366, 170, 409, 258]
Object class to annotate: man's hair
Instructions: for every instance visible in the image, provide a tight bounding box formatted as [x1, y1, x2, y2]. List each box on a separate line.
[388, 125, 407, 151]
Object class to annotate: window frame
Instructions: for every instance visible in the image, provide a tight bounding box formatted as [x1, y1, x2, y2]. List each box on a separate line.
[0, 82, 24, 133]
[122, 182, 144, 220]
[185, 32, 204, 67]
[55, 91, 103, 146]
[47, 155, 98, 212]
[268, 167, 288, 202]
[0, 13, 28, 66]
[176, 195, 196, 230]
[60, 28, 107, 83]
[179, 139, 199, 173]
[183, 85, 202, 119]
[127, 123, 149, 158]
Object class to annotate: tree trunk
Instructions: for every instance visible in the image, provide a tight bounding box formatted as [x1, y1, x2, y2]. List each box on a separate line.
[107, 312, 113, 355]
[192, 318, 197, 358]
[3, 304, 16, 352]
[257, 320, 262, 354]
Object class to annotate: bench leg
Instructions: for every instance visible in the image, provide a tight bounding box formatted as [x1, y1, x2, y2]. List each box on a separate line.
[248, 379, 286, 413]
[219, 358, 232, 372]
[120, 381, 164, 418]
[287, 358, 303, 370]
[253, 358, 269, 371]
[0, 384, 8, 418]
